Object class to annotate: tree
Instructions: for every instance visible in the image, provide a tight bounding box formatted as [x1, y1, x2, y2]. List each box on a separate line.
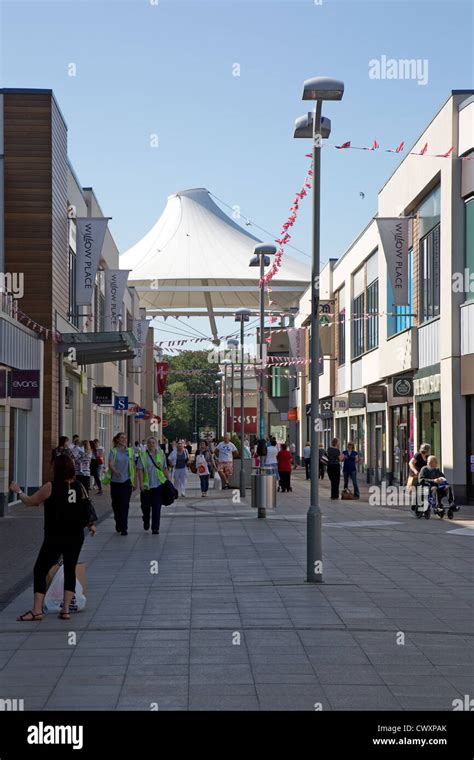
[163, 350, 219, 440]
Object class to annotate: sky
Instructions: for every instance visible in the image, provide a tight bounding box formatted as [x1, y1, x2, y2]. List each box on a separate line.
[1, 0, 473, 345]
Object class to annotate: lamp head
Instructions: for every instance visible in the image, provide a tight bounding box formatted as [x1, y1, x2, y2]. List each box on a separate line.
[302, 76, 344, 101]
[293, 113, 331, 139]
[235, 308, 251, 323]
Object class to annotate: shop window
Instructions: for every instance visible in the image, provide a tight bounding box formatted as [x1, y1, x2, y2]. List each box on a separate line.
[271, 366, 289, 398]
[419, 225, 440, 323]
[352, 293, 364, 358]
[387, 250, 414, 335]
[366, 279, 379, 350]
[466, 199, 474, 301]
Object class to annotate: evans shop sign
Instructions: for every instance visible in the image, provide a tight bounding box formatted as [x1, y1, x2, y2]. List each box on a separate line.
[10, 370, 40, 399]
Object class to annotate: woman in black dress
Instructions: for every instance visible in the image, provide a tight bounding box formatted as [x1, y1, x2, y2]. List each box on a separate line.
[327, 437, 344, 500]
[10, 455, 96, 621]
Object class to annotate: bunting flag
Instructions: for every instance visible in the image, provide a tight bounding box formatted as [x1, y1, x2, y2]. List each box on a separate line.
[336, 141, 351, 149]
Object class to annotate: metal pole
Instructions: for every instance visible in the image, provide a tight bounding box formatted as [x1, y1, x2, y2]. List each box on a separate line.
[223, 366, 227, 435]
[217, 383, 221, 439]
[307, 100, 323, 584]
[239, 319, 245, 498]
[231, 363, 235, 436]
[259, 256, 265, 441]
[194, 394, 198, 443]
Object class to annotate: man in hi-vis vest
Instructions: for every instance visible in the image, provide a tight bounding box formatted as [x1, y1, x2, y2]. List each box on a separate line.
[136, 436, 171, 534]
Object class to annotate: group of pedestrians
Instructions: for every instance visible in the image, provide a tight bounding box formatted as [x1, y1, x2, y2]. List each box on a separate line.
[51, 435, 105, 495]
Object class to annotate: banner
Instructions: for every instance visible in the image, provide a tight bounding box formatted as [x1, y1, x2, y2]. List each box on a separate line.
[155, 362, 169, 395]
[133, 319, 149, 368]
[75, 218, 109, 306]
[104, 269, 130, 330]
[287, 327, 304, 360]
[376, 217, 410, 306]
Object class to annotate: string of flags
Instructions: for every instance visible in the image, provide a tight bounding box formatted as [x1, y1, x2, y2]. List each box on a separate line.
[327, 140, 464, 159]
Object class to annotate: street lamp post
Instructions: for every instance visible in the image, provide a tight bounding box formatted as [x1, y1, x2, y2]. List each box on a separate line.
[227, 338, 239, 437]
[249, 244, 277, 443]
[235, 309, 251, 498]
[215, 379, 221, 438]
[294, 75, 344, 584]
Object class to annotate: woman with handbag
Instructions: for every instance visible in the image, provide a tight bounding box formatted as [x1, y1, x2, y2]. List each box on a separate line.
[136, 436, 171, 534]
[10, 454, 97, 622]
[168, 441, 189, 497]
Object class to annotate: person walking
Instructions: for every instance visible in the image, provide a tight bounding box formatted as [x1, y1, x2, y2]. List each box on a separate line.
[318, 443, 328, 479]
[108, 432, 136, 535]
[10, 454, 96, 621]
[90, 440, 103, 495]
[214, 433, 238, 489]
[342, 441, 360, 498]
[196, 441, 211, 497]
[289, 441, 297, 470]
[76, 440, 92, 494]
[327, 438, 343, 500]
[136, 436, 170, 534]
[169, 441, 189, 497]
[265, 437, 279, 478]
[51, 436, 73, 463]
[277, 443, 293, 493]
[256, 438, 267, 468]
[303, 442, 311, 480]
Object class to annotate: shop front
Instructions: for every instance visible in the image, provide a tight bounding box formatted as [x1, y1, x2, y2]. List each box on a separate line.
[366, 385, 387, 484]
[413, 367, 441, 465]
[333, 394, 348, 450]
[348, 393, 366, 475]
[319, 398, 333, 450]
[388, 375, 414, 485]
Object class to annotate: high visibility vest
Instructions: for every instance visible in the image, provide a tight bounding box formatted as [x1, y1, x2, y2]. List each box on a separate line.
[139, 448, 166, 489]
[111, 447, 136, 487]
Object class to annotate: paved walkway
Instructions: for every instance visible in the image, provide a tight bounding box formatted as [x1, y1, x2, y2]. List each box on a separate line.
[0, 471, 473, 711]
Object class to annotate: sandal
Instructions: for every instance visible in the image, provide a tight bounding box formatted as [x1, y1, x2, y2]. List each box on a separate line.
[58, 611, 71, 620]
[17, 610, 43, 622]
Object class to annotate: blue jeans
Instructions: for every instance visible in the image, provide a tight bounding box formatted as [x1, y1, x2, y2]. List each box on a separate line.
[343, 470, 359, 498]
[200, 474, 210, 493]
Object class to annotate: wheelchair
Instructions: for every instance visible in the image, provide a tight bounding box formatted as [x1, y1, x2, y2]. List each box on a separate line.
[413, 481, 459, 520]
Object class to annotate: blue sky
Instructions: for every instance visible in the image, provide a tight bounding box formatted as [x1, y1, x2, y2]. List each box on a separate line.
[2, 0, 473, 342]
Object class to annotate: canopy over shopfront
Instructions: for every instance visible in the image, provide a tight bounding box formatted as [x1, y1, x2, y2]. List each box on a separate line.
[120, 188, 310, 341]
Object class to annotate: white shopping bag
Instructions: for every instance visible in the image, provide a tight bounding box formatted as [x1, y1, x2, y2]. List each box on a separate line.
[44, 563, 86, 613]
[213, 471, 222, 490]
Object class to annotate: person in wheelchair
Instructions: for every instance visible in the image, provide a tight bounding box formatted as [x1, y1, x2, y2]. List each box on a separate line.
[418, 456, 455, 513]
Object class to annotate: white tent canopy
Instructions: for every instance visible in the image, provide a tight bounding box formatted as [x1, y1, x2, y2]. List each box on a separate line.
[120, 188, 310, 339]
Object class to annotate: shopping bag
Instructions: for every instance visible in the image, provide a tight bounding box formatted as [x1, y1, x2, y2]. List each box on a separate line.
[101, 469, 112, 486]
[44, 562, 87, 613]
[213, 471, 222, 490]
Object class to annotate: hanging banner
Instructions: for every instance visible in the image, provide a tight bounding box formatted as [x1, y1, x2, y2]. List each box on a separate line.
[287, 327, 305, 360]
[133, 319, 149, 368]
[376, 217, 410, 306]
[155, 362, 170, 395]
[104, 269, 130, 331]
[75, 218, 109, 306]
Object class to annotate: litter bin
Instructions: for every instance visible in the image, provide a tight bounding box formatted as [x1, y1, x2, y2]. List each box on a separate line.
[251, 468, 276, 517]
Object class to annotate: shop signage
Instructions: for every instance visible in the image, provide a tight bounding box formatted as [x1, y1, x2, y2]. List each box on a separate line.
[75, 218, 109, 306]
[104, 269, 130, 331]
[288, 408, 298, 421]
[413, 374, 441, 397]
[393, 375, 413, 397]
[10, 370, 40, 399]
[367, 385, 387, 403]
[376, 216, 410, 306]
[93, 386, 113, 406]
[348, 392, 366, 409]
[135, 407, 146, 419]
[114, 395, 129, 411]
[319, 400, 333, 419]
[0, 369, 7, 399]
[226, 407, 257, 434]
[333, 395, 348, 412]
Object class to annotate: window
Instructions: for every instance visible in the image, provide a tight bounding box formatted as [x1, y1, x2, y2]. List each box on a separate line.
[271, 366, 289, 397]
[68, 248, 80, 328]
[388, 249, 414, 335]
[466, 199, 474, 301]
[366, 279, 379, 350]
[338, 308, 346, 365]
[352, 293, 364, 358]
[419, 225, 440, 322]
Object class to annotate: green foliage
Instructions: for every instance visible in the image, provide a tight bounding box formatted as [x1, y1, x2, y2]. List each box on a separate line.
[230, 433, 241, 457]
[163, 350, 219, 441]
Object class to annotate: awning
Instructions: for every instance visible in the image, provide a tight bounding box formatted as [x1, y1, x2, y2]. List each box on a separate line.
[56, 331, 139, 365]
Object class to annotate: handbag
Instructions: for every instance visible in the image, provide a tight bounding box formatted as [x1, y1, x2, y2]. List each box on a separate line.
[190, 461, 197, 474]
[160, 479, 179, 506]
[77, 482, 98, 527]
